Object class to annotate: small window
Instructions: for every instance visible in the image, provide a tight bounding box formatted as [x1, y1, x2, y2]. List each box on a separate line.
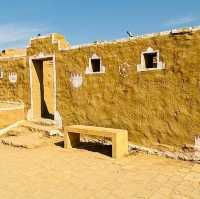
[91, 58, 101, 72]
[85, 54, 105, 74]
[137, 47, 165, 72]
[144, 52, 157, 68]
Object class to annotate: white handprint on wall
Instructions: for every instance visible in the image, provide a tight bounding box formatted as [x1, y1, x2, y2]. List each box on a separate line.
[9, 72, 17, 83]
[70, 73, 83, 88]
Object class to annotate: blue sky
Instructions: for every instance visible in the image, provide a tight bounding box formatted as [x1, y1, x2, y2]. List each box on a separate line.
[0, 0, 199, 49]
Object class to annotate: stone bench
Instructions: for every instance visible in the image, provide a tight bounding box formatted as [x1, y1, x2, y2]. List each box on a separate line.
[64, 125, 128, 159]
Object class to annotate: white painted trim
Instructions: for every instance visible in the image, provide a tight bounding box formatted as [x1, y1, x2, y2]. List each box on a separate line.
[61, 26, 200, 51]
[0, 120, 25, 136]
[0, 55, 26, 61]
[30, 53, 55, 60]
[85, 71, 105, 75]
[85, 54, 106, 75]
[137, 47, 165, 72]
[29, 57, 34, 120]
[52, 54, 57, 118]
[52, 34, 65, 51]
[0, 106, 24, 111]
[0, 101, 24, 111]
[28, 54, 56, 122]
[0, 66, 3, 79]
[0, 101, 24, 105]
[30, 34, 52, 41]
[52, 33, 55, 43]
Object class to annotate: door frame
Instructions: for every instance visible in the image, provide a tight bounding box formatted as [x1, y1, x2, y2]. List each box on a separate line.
[28, 54, 56, 121]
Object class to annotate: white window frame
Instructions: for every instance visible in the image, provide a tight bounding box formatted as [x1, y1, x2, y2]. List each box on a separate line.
[137, 47, 165, 72]
[0, 67, 3, 79]
[85, 54, 105, 74]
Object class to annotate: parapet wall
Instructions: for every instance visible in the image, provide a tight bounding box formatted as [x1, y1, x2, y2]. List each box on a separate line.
[0, 102, 25, 129]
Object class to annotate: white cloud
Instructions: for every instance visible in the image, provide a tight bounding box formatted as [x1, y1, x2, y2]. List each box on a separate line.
[0, 23, 49, 49]
[164, 15, 197, 27]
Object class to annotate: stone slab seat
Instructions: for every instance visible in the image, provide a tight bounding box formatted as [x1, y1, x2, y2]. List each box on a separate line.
[64, 125, 129, 159]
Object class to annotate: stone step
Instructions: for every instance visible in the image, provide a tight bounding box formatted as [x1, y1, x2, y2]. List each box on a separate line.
[6, 126, 29, 136]
[0, 120, 63, 149]
[31, 119, 56, 126]
[21, 121, 57, 135]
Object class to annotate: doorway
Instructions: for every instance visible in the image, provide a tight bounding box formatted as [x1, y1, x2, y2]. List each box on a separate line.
[30, 57, 55, 120]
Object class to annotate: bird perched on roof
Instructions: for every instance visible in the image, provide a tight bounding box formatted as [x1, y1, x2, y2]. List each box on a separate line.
[126, 31, 135, 38]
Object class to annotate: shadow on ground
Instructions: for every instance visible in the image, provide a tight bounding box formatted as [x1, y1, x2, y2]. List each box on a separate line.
[55, 141, 112, 157]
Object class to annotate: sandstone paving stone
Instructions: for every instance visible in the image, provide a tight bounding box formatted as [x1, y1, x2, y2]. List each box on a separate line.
[191, 164, 200, 173]
[0, 143, 200, 199]
[170, 195, 188, 199]
[149, 193, 170, 199]
[190, 189, 200, 199]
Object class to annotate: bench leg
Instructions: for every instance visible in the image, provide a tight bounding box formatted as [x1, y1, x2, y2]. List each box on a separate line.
[112, 133, 128, 159]
[64, 132, 80, 149]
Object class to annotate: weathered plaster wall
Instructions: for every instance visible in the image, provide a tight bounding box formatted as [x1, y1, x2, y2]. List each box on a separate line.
[27, 33, 69, 57]
[0, 57, 29, 111]
[55, 30, 200, 148]
[0, 109, 24, 129]
[27, 33, 68, 121]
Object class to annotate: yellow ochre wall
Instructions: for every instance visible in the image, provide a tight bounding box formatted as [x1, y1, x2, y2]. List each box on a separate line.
[0, 57, 29, 112]
[3, 30, 200, 148]
[56, 30, 200, 148]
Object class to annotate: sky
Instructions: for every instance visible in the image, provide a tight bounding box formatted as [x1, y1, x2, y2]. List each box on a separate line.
[0, 0, 199, 49]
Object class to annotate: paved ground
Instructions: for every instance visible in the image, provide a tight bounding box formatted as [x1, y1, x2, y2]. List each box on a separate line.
[0, 143, 200, 199]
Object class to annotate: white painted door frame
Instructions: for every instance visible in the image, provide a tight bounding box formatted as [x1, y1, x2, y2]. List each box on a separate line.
[28, 54, 56, 121]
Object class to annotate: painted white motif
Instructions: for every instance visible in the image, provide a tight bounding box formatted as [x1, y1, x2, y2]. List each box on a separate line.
[194, 136, 200, 161]
[70, 73, 83, 88]
[195, 136, 200, 149]
[91, 53, 99, 59]
[26, 108, 33, 120]
[119, 63, 130, 77]
[49, 129, 63, 137]
[55, 111, 63, 129]
[38, 52, 45, 58]
[0, 67, 3, 79]
[146, 47, 154, 53]
[8, 72, 17, 83]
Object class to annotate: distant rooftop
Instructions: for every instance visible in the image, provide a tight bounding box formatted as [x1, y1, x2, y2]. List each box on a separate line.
[0, 48, 26, 58]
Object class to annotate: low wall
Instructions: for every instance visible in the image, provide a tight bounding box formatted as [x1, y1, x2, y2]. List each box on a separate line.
[0, 103, 25, 129]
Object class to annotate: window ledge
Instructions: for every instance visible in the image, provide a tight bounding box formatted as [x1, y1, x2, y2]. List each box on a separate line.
[85, 71, 105, 75]
[85, 65, 105, 75]
[137, 62, 165, 72]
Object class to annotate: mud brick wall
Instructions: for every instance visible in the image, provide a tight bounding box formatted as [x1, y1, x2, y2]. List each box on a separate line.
[56, 30, 200, 148]
[0, 58, 29, 111]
